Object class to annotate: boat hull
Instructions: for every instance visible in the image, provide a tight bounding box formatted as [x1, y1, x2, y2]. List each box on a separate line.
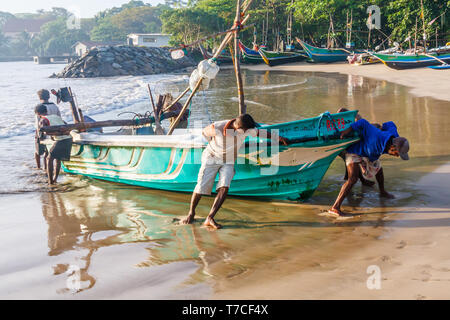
[258, 48, 307, 67]
[199, 45, 233, 65]
[297, 39, 351, 63]
[373, 52, 450, 69]
[62, 111, 359, 201]
[238, 41, 264, 64]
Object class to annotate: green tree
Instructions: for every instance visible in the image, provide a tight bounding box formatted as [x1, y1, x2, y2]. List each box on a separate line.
[290, 0, 450, 49]
[90, 18, 124, 41]
[95, 0, 151, 21]
[91, 1, 169, 41]
[161, 7, 225, 45]
[110, 7, 163, 34]
[31, 17, 90, 55]
[0, 31, 11, 56]
[8, 31, 34, 56]
[0, 11, 15, 27]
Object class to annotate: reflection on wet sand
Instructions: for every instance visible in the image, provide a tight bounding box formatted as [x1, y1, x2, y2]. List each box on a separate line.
[40, 186, 250, 294]
[39, 149, 450, 296]
[39, 176, 398, 295]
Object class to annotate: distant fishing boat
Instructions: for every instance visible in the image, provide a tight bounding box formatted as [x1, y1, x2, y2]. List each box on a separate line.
[258, 47, 307, 67]
[347, 52, 381, 65]
[296, 38, 352, 63]
[62, 111, 359, 201]
[373, 45, 450, 69]
[199, 45, 233, 65]
[238, 41, 264, 64]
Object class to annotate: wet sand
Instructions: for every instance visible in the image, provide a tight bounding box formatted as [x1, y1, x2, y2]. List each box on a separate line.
[239, 62, 450, 102]
[212, 63, 450, 300]
[214, 161, 450, 299]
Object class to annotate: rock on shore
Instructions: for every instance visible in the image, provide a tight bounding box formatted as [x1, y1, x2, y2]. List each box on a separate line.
[51, 45, 197, 78]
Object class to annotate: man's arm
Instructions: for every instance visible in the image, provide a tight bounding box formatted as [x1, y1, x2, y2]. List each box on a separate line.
[38, 118, 50, 139]
[257, 129, 288, 146]
[340, 126, 353, 139]
[341, 118, 371, 139]
[202, 124, 216, 138]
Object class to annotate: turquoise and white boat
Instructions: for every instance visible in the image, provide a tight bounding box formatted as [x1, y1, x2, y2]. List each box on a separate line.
[296, 38, 353, 63]
[62, 110, 358, 201]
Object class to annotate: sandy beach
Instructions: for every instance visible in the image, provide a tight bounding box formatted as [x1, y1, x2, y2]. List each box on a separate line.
[239, 62, 450, 102]
[214, 161, 450, 299]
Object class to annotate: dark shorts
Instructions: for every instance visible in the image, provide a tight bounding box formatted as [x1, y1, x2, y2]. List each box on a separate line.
[49, 138, 72, 161]
[35, 137, 47, 156]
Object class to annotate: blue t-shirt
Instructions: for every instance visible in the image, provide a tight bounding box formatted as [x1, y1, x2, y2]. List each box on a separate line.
[346, 119, 399, 161]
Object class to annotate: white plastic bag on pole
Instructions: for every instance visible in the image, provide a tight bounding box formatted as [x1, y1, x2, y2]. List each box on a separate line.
[197, 59, 220, 80]
[171, 49, 185, 60]
[189, 68, 210, 91]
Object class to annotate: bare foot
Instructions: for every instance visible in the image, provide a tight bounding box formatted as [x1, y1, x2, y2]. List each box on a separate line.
[327, 208, 343, 217]
[180, 214, 195, 225]
[203, 217, 222, 229]
[380, 191, 395, 199]
[325, 208, 355, 218]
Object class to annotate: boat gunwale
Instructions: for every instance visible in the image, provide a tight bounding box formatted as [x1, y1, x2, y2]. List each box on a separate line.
[69, 111, 358, 148]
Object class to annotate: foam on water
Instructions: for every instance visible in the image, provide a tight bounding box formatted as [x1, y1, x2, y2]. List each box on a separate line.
[245, 79, 307, 90]
[229, 97, 273, 109]
[0, 62, 189, 139]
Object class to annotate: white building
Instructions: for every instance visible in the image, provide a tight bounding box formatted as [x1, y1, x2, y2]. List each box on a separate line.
[127, 33, 171, 48]
[73, 41, 123, 56]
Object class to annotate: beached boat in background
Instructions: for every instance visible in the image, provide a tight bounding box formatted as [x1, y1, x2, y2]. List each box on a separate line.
[238, 41, 264, 64]
[373, 45, 450, 69]
[296, 38, 352, 63]
[62, 111, 359, 201]
[199, 45, 233, 65]
[258, 47, 307, 67]
[347, 52, 381, 65]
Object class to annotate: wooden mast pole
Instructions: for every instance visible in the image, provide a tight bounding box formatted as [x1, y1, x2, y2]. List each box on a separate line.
[234, 0, 246, 115]
[147, 84, 164, 135]
[414, 16, 418, 54]
[420, 0, 427, 50]
[67, 87, 81, 123]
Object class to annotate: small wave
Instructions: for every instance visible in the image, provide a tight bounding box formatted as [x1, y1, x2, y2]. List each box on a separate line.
[0, 74, 190, 139]
[229, 97, 272, 109]
[246, 79, 308, 90]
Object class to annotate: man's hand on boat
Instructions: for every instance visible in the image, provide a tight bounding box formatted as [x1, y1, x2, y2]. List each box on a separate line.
[340, 127, 353, 139]
[279, 136, 289, 146]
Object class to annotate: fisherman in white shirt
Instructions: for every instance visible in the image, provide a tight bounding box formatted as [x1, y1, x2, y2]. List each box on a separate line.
[181, 113, 288, 229]
[34, 89, 62, 170]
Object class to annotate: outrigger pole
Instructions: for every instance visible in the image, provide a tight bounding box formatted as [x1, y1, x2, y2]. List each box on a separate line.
[234, 0, 246, 115]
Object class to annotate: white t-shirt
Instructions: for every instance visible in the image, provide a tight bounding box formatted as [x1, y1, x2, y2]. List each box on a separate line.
[35, 102, 61, 129]
[205, 120, 258, 163]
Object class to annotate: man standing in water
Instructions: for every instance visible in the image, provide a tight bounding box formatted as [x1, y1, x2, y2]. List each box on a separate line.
[181, 113, 288, 229]
[34, 89, 61, 169]
[329, 118, 410, 216]
[35, 104, 73, 185]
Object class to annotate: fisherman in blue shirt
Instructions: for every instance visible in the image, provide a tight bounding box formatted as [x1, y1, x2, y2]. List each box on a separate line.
[329, 118, 410, 217]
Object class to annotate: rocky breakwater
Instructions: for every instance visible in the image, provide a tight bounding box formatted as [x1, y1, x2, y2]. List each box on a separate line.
[51, 45, 197, 78]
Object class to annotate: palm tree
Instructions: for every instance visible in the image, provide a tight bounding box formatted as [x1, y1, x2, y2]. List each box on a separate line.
[0, 32, 10, 56]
